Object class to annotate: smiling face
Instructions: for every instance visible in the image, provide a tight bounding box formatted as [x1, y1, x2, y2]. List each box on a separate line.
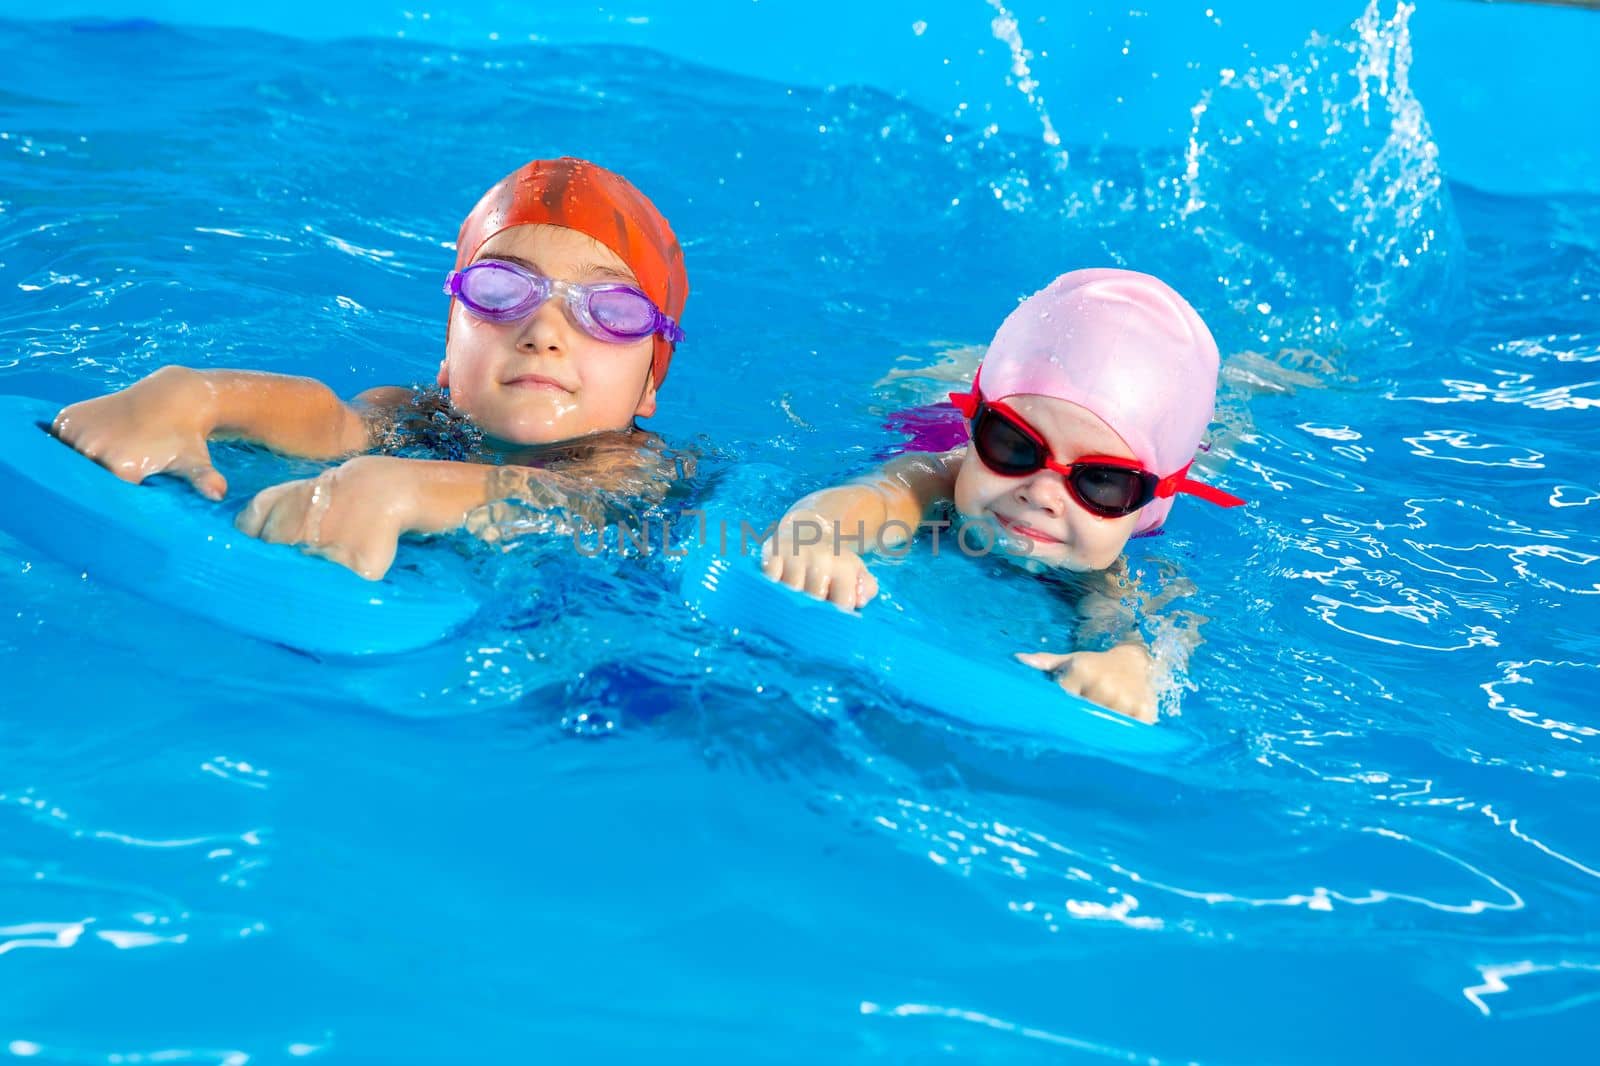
[952, 394, 1143, 571]
[440, 223, 658, 446]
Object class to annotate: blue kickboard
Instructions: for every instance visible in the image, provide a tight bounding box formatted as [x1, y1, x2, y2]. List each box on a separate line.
[0, 394, 478, 656]
[680, 533, 1191, 756]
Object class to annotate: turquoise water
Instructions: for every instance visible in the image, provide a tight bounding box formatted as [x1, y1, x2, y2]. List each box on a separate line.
[2, 4, 1598, 1062]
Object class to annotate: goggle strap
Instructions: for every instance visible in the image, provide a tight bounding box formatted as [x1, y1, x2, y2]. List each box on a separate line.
[1180, 479, 1246, 508]
[948, 390, 980, 419]
[1156, 463, 1246, 508]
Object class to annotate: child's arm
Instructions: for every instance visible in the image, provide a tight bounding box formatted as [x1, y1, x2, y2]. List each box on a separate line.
[762, 450, 961, 609]
[234, 457, 502, 580]
[234, 452, 659, 581]
[52, 366, 383, 499]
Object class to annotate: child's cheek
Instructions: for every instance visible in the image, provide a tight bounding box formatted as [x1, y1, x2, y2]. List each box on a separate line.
[445, 304, 472, 352]
[950, 460, 990, 519]
[446, 306, 495, 363]
[1082, 522, 1137, 570]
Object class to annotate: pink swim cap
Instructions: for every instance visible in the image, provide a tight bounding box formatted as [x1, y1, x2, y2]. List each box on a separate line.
[964, 268, 1232, 534]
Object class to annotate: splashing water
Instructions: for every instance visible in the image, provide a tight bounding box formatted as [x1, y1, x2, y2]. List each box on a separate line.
[922, 1, 1458, 365]
[984, 0, 1065, 160]
[1179, 0, 1459, 351]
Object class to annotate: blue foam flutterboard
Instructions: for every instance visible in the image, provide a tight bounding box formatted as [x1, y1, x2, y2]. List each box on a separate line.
[0, 394, 478, 656]
[679, 522, 1191, 756]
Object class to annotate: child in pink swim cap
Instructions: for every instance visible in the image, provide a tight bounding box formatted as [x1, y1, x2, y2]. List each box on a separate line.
[763, 268, 1245, 722]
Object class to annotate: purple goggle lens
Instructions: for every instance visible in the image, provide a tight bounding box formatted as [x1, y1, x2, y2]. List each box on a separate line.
[444, 259, 683, 345]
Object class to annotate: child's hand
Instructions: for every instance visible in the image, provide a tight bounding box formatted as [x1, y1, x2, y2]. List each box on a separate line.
[1016, 644, 1158, 723]
[760, 516, 880, 610]
[51, 366, 228, 500]
[235, 455, 417, 580]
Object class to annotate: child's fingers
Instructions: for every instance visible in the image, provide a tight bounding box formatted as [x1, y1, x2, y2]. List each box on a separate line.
[236, 483, 305, 544]
[70, 438, 150, 486]
[344, 555, 386, 581]
[347, 554, 385, 581]
[302, 514, 398, 582]
[173, 457, 227, 501]
[1016, 651, 1077, 675]
[56, 425, 222, 498]
[826, 567, 858, 609]
[1053, 670, 1095, 702]
[1016, 651, 1096, 699]
[1017, 652, 1158, 721]
[302, 539, 383, 581]
[49, 406, 76, 440]
[349, 541, 397, 581]
[49, 406, 97, 451]
[234, 491, 271, 538]
[803, 566, 833, 603]
[856, 568, 879, 608]
[1126, 695, 1158, 723]
[770, 549, 812, 592]
[1084, 683, 1156, 722]
[256, 496, 301, 544]
[279, 505, 378, 578]
[775, 558, 807, 592]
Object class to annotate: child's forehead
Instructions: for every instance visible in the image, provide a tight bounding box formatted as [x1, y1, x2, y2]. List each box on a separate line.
[475, 223, 637, 283]
[1004, 394, 1136, 459]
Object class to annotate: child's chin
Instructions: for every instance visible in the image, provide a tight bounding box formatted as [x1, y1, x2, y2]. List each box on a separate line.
[991, 532, 1101, 573]
[501, 428, 572, 447]
[491, 401, 645, 444]
[998, 546, 1089, 574]
[479, 414, 583, 447]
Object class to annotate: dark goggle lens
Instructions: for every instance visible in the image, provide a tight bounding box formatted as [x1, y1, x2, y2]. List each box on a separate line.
[1068, 465, 1152, 516]
[971, 409, 1045, 475]
[587, 288, 657, 337]
[973, 405, 1157, 518]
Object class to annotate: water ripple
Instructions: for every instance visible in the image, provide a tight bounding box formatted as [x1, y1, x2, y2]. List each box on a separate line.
[859, 1000, 1163, 1063]
[2, 1038, 329, 1064]
[1481, 660, 1600, 744]
[1463, 959, 1600, 1020]
[1401, 428, 1544, 469]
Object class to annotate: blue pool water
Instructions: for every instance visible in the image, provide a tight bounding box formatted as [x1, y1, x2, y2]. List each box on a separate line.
[2, 2, 1598, 1061]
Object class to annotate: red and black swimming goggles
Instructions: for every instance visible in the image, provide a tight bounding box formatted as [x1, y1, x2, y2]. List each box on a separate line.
[948, 388, 1246, 519]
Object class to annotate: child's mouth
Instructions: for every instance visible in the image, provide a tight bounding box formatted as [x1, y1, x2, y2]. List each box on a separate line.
[993, 513, 1063, 544]
[504, 374, 573, 393]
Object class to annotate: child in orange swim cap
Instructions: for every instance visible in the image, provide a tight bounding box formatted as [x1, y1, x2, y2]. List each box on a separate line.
[438, 156, 687, 442]
[52, 157, 690, 580]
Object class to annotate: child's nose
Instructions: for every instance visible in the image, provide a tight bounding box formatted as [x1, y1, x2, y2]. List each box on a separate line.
[1014, 472, 1068, 516]
[515, 296, 573, 354]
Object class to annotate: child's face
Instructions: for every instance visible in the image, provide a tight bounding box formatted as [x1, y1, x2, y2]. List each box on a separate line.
[440, 223, 658, 445]
[953, 394, 1142, 571]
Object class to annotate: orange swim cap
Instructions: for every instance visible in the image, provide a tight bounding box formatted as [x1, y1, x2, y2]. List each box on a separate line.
[452, 157, 688, 388]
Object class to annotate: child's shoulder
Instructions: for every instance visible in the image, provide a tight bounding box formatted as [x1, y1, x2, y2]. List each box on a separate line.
[353, 385, 420, 412]
[363, 385, 483, 462]
[874, 446, 965, 485]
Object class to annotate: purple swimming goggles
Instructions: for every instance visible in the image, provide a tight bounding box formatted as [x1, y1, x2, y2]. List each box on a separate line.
[444, 258, 685, 345]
